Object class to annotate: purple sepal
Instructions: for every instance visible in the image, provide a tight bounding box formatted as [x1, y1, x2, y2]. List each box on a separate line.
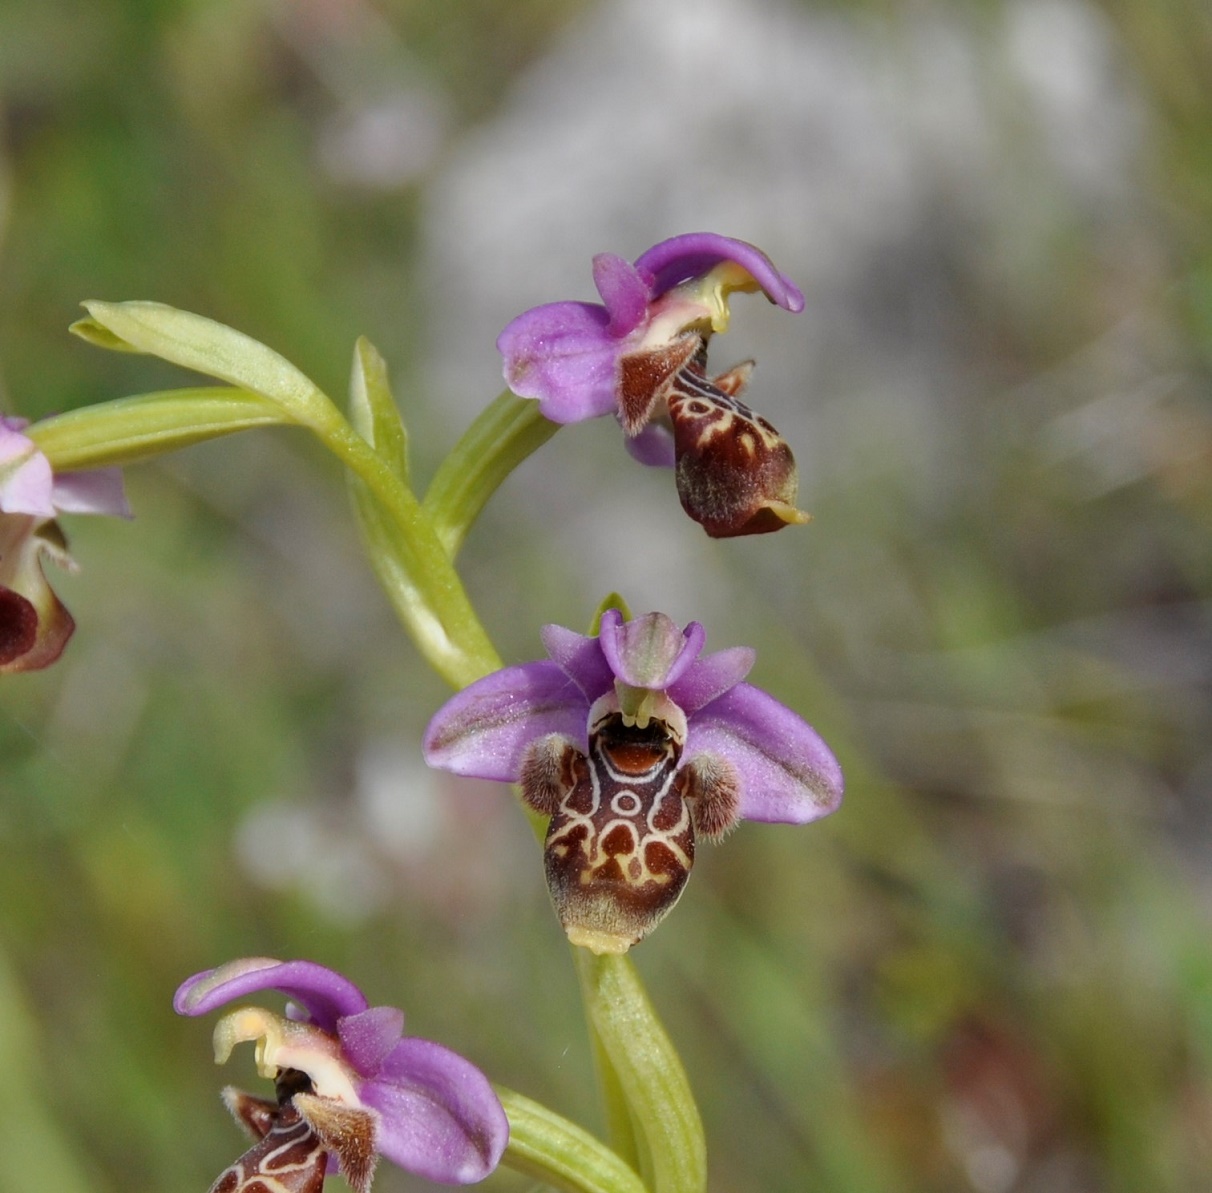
[496, 302, 621, 424]
[427, 609, 842, 827]
[668, 646, 756, 713]
[357, 1037, 510, 1184]
[338, 1006, 406, 1078]
[0, 420, 131, 519]
[622, 421, 676, 468]
[634, 232, 805, 312]
[540, 623, 614, 702]
[685, 683, 843, 823]
[0, 419, 130, 672]
[174, 958, 369, 1033]
[422, 660, 587, 781]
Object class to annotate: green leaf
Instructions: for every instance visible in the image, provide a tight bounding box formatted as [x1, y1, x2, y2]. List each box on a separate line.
[576, 952, 706, 1193]
[69, 303, 505, 704]
[345, 458, 501, 691]
[76, 301, 345, 433]
[27, 388, 287, 471]
[349, 337, 409, 482]
[497, 1086, 649, 1193]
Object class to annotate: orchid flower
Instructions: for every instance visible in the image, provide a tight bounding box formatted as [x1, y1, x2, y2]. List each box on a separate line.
[424, 609, 842, 954]
[0, 416, 128, 672]
[175, 958, 509, 1191]
[497, 232, 810, 537]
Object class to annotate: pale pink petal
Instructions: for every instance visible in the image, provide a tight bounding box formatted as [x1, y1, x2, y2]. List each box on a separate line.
[51, 469, 132, 517]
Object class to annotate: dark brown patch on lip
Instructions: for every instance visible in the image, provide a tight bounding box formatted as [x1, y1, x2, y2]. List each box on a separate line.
[666, 359, 807, 538]
[0, 587, 37, 665]
[540, 712, 696, 951]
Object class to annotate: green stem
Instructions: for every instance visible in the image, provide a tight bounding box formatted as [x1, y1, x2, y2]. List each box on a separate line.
[575, 952, 706, 1193]
[586, 1014, 643, 1172]
[324, 416, 501, 688]
[497, 1086, 649, 1193]
[423, 389, 559, 559]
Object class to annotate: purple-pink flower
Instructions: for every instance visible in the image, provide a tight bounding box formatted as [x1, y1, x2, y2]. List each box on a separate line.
[424, 609, 842, 954]
[497, 233, 810, 537]
[0, 416, 128, 672]
[175, 958, 509, 1190]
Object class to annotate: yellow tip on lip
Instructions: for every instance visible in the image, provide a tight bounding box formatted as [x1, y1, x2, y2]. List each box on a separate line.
[768, 501, 812, 526]
[566, 925, 636, 955]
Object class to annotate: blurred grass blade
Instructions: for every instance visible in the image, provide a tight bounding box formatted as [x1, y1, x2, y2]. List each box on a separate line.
[0, 946, 106, 1193]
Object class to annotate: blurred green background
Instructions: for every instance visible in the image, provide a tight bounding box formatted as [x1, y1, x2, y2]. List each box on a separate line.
[1, 0, 1211, 1190]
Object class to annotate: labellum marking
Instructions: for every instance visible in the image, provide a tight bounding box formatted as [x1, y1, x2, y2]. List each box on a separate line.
[209, 1098, 326, 1193]
[666, 355, 807, 538]
[208, 1069, 377, 1193]
[532, 712, 695, 953]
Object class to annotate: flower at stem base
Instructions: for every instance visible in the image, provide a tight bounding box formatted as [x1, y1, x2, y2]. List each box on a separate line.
[497, 233, 811, 538]
[0, 416, 128, 671]
[175, 958, 509, 1190]
[424, 609, 842, 954]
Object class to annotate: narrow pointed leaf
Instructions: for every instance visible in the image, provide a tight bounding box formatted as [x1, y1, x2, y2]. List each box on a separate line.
[349, 337, 409, 483]
[496, 1087, 649, 1193]
[347, 467, 501, 691]
[27, 388, 286, 471]
[78, 301, 344, 433]
[68, 317, 143, 352]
